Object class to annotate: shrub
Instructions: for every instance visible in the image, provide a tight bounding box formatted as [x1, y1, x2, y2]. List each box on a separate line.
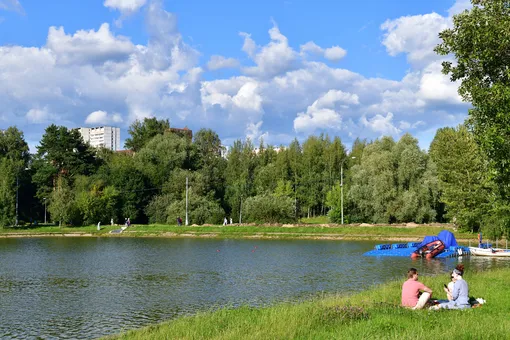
[242, 194, 296, 224]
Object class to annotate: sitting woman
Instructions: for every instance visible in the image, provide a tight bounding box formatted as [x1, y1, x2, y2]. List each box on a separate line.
[438, 264, 470, 309]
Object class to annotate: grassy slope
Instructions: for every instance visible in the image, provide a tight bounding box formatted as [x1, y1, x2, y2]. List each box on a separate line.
[107, 268, 509, 339]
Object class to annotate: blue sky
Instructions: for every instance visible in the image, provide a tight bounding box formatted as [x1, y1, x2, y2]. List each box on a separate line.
[0, 0, 471, 151]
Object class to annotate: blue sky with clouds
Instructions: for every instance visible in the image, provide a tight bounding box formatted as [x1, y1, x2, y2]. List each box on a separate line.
[0, 0, 472, 151]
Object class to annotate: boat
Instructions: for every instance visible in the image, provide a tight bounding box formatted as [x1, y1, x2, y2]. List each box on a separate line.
[410, 230, 457, 259]
[411, 240, 445, 259]
[469, 247, 510, 257]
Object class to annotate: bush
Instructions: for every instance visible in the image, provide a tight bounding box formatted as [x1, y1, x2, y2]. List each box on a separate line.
[165, 190, 224, 225]
[242, 194, 296, 224]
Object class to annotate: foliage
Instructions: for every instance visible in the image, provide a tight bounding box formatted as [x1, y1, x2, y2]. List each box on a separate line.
[242, 194, 296, 224]
[48, 176, 75, 226]
[165, 189, 224, 225]
[429, 126, 490, 231]
[435, 0, 510, 197]
[124, 117, 170, 152]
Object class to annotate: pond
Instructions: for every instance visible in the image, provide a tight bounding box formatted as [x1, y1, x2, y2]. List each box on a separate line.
[0, 237, 508, 339]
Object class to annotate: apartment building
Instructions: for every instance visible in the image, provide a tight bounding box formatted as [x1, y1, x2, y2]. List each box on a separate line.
[79, 126, 120, 151]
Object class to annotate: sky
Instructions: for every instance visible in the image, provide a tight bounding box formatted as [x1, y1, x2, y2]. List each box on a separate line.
[0, 0, 473, 152]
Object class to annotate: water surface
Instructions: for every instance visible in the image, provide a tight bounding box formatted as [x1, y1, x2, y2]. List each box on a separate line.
[0, 237, 508, 339]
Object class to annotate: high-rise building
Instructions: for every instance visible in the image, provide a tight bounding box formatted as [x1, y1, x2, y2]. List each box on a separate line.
[79, 126, 120, 151]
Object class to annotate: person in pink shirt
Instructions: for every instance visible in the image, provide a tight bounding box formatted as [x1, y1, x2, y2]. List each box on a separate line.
[402, 268, 433, 309]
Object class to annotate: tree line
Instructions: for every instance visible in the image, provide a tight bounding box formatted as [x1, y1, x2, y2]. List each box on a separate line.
[2, 1, 509, 239]
[1, 118, 507, 239]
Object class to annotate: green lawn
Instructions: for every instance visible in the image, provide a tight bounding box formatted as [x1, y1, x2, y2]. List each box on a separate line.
[0, 223, 477, 242]
[105, 267, 508, 339]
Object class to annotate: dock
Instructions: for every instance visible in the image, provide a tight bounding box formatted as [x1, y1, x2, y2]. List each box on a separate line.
[364, 242, 471, 258]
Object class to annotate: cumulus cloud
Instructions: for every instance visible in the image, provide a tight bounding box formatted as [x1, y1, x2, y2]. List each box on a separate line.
[0, 1, 473, 149]
[241, 23, 298, 79]
[46, 23, 135, 65]
[448, 0, 472, 17]
[85, 110, 123, 125]
[294, 90, 358, 133]
[324, 46, 347, 62]
[381, 13, 449, 68]
[361, 112, 401, 136]
[300, 41, 347, 62]
[207, 55, 240, 70]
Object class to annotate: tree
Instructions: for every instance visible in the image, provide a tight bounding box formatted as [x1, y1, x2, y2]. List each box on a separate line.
[243, 194, 296, 224]
[124, 117, 170, 151]
[32, 125, 98, 200]
[0, 127, 31, 226]
[435, 0, 510, 196]
[429, 126, 490, 231]
[134, 133, 190, 187]
[48, 176, 75, 227]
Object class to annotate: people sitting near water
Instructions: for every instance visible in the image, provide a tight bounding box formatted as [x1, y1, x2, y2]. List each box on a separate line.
[435, 264, 470, 310]
[402, 268, 433, 309]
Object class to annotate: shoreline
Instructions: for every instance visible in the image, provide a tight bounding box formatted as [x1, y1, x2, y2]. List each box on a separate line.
[0, 230, 479, 244]
[104, 267, 510, 339]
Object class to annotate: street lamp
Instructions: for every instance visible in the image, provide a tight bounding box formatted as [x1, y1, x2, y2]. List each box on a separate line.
[43, 198, 47, 224]
[341, 156, 356, 225]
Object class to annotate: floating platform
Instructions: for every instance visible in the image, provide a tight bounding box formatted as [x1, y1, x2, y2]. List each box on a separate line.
[364, 242, 471, 258]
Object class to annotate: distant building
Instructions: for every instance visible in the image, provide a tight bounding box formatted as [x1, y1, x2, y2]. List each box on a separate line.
[79, 126, 120, 151]
[166, 126, 193, 140]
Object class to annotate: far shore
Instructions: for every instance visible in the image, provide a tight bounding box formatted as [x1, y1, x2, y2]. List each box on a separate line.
[0, 223, 487, 244]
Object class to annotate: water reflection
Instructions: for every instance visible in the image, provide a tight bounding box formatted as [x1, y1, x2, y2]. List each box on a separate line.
[0, 237, 509, 339]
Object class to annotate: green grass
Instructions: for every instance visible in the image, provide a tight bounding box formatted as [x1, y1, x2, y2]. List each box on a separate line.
[0, 223, 477, 242]
[299, 216, 330, 224]
[105, 267, 509, 339]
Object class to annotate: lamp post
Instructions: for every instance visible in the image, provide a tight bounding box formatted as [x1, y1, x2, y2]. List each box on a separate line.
[185, 176, 189, 226]
[341, 156, 356, 225]
[239, 195, 242, 224]
[43, 198, 47, 224]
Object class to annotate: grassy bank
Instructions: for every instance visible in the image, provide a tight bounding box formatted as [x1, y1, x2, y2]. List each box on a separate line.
[0, 223, 477, 242]
[106, 267, 510, 339]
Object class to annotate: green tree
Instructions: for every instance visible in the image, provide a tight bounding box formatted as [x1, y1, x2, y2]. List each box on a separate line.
[32, 125, 98, 200]
[243, 194, 296, 224]
[429, 125, 490, 231]
[134, 133, 190, 187]
[435, 0, 510, 196]
[48, 176, 75, 227]
[124, 117, 170, 151]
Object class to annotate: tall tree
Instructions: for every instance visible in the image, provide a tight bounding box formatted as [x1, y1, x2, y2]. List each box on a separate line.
[435, 0, 510, 196]
[124, 117, 170, 151]
[429, 125, 490, 231]
[32, 125, 98, 200]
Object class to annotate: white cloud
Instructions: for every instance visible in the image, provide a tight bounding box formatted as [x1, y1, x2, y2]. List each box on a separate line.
[361, 112, 401, 136]
[46, 23, 135, 65]
[85, 110, 123, 125]
[448, 0, 472, 17]
[246, 121, 268, 142]
[241, 23, 298, 79]
[324, 46, 347, 62]
[418, 61, 463, 104]
[0, 0, 24, 14]
[104, 0, 147, 15]
[381, 13, 449, 68]
[207, 55, 240, 70]
[300, 41, 324, 55]
[26, 108, 52, 124]
[293, 89, 358, 133]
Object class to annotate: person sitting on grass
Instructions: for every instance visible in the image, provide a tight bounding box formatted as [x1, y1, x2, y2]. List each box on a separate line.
[436, 264, 470, 310]
[402, 268, 433, 309]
